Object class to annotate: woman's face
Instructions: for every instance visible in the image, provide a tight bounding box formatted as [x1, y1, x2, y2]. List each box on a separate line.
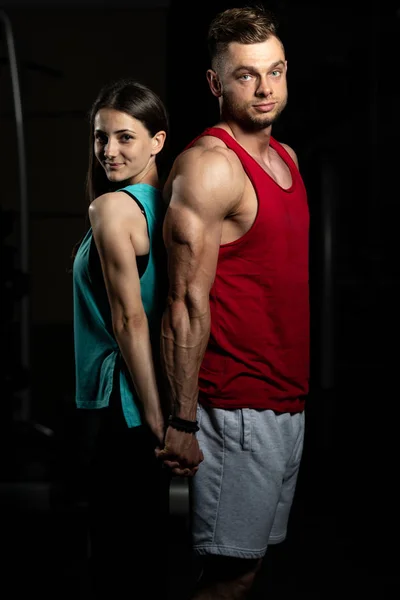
[94, 108, 158, 185]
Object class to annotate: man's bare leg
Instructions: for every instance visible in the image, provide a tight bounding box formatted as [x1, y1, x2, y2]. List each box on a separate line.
[191, 556, 262, 600]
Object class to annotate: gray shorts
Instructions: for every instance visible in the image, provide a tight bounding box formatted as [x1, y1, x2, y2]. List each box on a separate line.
[190, 404, 305, 559]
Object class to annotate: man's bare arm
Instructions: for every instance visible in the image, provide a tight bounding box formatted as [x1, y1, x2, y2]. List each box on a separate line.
[162, 146, 241, 418]
[158, 145, 243, 472]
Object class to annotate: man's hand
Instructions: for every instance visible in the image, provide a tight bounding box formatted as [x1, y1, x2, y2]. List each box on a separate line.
[155, 426, 204, 477]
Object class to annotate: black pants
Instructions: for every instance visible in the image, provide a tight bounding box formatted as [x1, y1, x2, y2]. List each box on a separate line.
[78, 392, 170, 599]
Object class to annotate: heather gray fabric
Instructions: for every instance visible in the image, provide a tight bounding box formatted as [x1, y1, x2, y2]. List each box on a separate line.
[190, 405, 305, 558]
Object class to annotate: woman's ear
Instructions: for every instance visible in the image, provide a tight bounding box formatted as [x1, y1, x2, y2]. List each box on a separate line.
[151, 131, 167, 155]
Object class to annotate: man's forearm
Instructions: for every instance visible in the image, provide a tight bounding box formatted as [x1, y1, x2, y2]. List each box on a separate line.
[161, 297, 210, 420]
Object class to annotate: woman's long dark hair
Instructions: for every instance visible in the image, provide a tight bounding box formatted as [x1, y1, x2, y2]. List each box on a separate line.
[71, 78, 169, 262]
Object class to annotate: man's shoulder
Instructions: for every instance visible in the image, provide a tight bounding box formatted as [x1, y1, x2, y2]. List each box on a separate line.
[163, 142, 244, 215]
[170, 145, 242, 198]
[174, 132, 241, 176]
[184, 126, 233, 152]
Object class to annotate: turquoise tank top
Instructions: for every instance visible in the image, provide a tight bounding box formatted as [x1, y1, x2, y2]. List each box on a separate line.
[72, 183, 167, 427]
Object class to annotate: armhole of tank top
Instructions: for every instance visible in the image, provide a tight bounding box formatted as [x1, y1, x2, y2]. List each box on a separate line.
[118, 189, 150, 278]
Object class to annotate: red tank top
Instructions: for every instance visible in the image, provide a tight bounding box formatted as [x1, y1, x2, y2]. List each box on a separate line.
[187, 127, 309, 412]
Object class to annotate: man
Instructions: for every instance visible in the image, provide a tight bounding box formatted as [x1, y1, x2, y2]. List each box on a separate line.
[158, 5, 310, 599]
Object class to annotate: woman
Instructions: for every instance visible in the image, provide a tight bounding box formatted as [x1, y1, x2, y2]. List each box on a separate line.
[71, 78, 170, 598]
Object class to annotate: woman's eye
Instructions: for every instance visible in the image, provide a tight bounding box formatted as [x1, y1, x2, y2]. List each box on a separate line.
[95, 133, 107, 143]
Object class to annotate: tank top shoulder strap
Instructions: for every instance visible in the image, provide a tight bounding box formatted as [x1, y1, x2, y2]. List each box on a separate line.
[269, 136, 299, 173]
[191, 127, 297, 173]
[188, 127, 244, 153]
[187, 127, 254, 169]
[185, 127, 300, 192]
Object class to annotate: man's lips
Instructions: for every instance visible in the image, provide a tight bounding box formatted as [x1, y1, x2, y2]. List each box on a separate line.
[253, 103, 276, 112]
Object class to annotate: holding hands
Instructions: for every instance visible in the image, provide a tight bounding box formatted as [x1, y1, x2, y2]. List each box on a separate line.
[155, 418, 204, 477]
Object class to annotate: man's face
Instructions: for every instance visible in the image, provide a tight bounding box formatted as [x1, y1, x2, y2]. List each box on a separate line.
[215, 37, 288, 131]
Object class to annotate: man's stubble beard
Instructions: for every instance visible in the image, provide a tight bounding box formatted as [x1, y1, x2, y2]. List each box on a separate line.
[223, 93, 288, 133]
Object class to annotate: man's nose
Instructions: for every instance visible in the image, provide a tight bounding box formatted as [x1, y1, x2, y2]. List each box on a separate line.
[255, 76, 272, 97]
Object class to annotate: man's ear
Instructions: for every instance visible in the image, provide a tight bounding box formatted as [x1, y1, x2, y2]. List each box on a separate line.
[206, 69, 222, 97]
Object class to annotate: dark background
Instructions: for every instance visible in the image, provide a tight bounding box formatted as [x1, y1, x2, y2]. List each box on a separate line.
[1, 0, 399, 597]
